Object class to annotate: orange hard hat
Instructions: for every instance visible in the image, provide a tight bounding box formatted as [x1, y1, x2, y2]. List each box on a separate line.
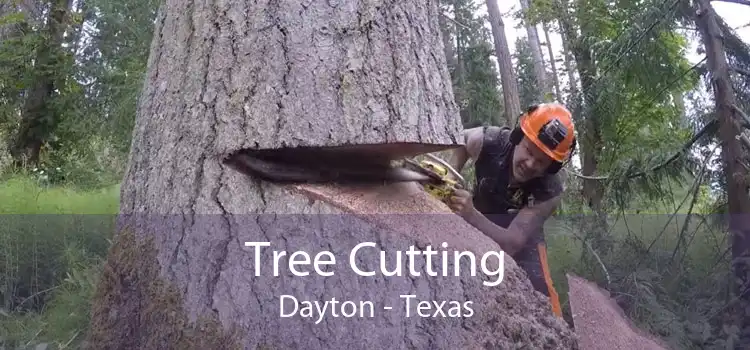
[519, 103, 576, 162]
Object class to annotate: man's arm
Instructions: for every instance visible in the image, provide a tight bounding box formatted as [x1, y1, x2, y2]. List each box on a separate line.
[463, 195, 561, 255]
[448, 127, 484, 173]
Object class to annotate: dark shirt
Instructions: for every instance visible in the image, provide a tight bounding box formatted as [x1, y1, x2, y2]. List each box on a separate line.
[471, 126, 563, 295]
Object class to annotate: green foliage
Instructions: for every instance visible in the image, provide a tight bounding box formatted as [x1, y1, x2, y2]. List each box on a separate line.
[459, 42, 504, 126]
[0, 0, 158, 187]
[553, 0, 701, 213]
[78, 0, 160, 154]
[0, 18, 39, 129]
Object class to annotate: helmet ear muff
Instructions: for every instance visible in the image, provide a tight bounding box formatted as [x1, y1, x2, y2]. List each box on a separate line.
[546, 135, 577, 174]
[510, 126, 524, 145]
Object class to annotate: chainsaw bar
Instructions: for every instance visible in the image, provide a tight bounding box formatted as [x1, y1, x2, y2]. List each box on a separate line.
[224, 149, 433, 185]
[401, 158, 444, 182]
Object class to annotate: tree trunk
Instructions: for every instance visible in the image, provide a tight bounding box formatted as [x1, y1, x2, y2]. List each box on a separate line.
[519, 0, 549, 102]
[542, 22, 562, 102]
[558, 22, 578, 105]
[673, 91, 686, 124]
[695, 1, 750, 347]
[485, 0, 520, 125]
[438, 4, 456, 72]
[10, 0, 72, 166]
[453, 0, 469, 124]
[556, 0, 609, 256]
[84, 1, 576, 349]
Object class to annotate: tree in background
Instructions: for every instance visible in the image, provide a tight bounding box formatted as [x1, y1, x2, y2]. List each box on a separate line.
[441, 0, 504, 128]
[513, 36, 543, 109]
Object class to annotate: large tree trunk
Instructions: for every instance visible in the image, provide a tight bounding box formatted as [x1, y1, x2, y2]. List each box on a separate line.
[519, 0, 549, 102]
[84, 1, 577, 349]
[485, 0, 521, 125]
[695, 1, 750, 347]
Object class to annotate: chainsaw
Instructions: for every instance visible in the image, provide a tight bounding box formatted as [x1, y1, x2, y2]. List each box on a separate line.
[399, 153, 466, 203]
[223, 147, 466, 204]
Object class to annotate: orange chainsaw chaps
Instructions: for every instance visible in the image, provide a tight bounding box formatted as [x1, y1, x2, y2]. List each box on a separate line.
[537, 242, 562, 318]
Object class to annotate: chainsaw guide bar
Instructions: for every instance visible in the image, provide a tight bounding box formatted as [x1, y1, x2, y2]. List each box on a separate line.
[223, 147, 465, 204]
[224, 148, 431, 185]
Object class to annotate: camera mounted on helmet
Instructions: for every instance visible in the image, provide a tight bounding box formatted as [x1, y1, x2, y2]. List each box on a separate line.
[509, 103, 577, 174]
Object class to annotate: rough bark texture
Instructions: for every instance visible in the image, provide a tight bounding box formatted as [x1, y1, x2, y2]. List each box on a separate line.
[86, 0, 578, 348]
[694, 1, 750, 347]
[125, 0, 463, 176]
[566, 274, 670, 350]
[117, 0, 469, 215]
[485, 0, 521, 125]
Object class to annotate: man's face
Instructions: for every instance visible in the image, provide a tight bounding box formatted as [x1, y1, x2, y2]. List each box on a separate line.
[511, 136, 554, 183]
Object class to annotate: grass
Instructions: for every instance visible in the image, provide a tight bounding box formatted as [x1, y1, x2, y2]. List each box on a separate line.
[0, 175, 119, 349]
[0, 176, 120, 214]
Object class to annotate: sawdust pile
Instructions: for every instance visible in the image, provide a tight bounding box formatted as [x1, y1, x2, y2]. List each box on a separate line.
[567, 273, 671, 350]
[280, 181, 579, 349]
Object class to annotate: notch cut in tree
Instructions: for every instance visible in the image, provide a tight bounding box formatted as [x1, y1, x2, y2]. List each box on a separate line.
[85, 0, 578, 349]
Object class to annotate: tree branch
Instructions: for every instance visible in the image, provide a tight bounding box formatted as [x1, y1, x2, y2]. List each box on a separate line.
[731, 66, 750, 77]
[712, 0, 750, 6]
[734, 104, 750, 127]
[440, 12, 471, 30]
[566, 119, 719, 181]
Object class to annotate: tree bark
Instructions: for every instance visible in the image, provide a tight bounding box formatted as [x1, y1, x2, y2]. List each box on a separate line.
[560, 32, 578, 104]
[453, 0, 469, 123]
[437, 3, 456, 72]
[485, 0, 521, 125]
[542, 22, 562, 102]
[555, 0, 609, 256]
[84, 1, 577, 349]
[519, 0, 549, 102]
[694, 1, 750, 347]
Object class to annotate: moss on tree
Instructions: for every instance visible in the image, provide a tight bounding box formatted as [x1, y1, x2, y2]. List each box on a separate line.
[84, 228, 242, 350]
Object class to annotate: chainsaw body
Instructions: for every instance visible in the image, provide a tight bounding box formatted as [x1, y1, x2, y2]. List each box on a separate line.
[402, 158, 464, 204]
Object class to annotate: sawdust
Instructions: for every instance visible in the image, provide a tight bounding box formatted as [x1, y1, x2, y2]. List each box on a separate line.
[290, 182, 579, 349]
[292, 182, 493, 249]
[566, 273, 671, 350]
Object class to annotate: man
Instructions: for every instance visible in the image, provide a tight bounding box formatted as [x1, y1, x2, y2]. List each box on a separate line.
[445, 103, 577, 318]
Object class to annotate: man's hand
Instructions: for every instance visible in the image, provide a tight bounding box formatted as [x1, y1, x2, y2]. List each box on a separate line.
[447, 188, 475, 218]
